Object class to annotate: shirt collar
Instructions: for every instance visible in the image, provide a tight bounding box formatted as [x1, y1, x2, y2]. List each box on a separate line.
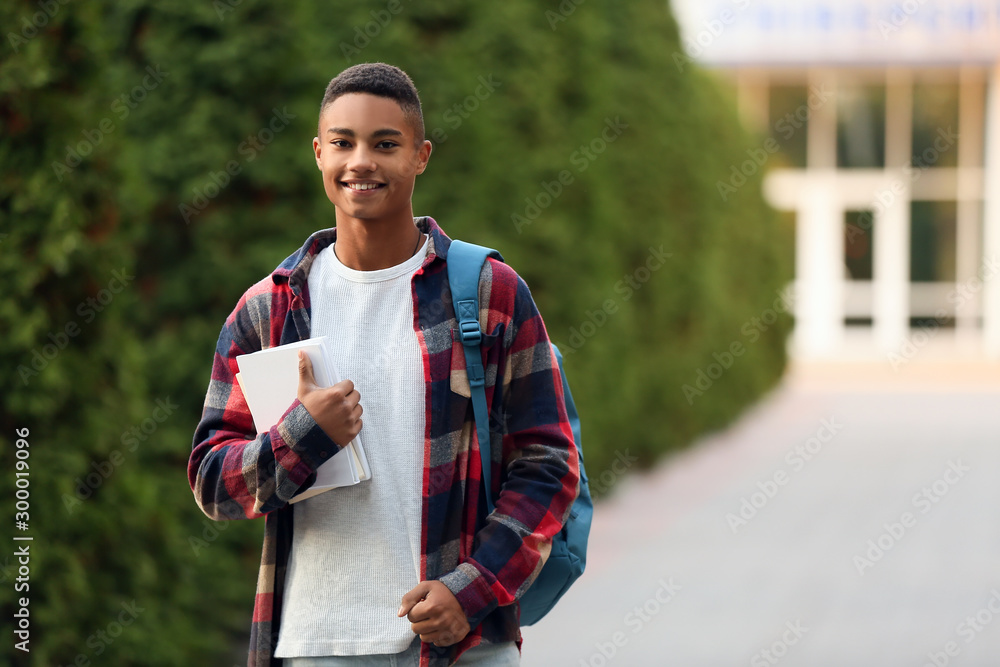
[271, 216, 452, 295]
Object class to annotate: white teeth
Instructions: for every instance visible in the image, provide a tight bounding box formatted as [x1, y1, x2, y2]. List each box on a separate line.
[346, 182, 381, 190]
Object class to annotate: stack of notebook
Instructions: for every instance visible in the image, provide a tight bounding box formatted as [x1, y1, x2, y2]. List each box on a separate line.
[235, 336, 370, 503]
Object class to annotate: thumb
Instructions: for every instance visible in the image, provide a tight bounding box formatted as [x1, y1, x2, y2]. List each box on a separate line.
[297, 351, 317, 389]
[398, 581, 433, 617]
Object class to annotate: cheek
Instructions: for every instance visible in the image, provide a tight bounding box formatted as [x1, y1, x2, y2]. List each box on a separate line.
[322, 167, 340, 187]
[322, 171, 341, 199]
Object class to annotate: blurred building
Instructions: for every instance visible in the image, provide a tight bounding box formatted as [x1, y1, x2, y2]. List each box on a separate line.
[672, 0, 1000, 360]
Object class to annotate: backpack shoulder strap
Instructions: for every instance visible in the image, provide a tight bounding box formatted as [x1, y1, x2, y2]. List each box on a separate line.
[447, 240, 504, 514]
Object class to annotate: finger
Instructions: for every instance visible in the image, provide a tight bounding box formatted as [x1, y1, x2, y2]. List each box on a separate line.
[419, 632, 456, 647]
[405, 597, 433, 623]
[399, 582, 432, 617]
[335, 379, 355, 396]
[410, 617, 443, 634]
[345, 390, 361, 409]
[297, 351, 317, 388]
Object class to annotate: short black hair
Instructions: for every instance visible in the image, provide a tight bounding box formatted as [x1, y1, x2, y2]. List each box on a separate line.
[318, 63, 424, 143]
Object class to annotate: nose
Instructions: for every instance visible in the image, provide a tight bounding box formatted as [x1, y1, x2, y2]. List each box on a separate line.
[346, 143, 377, 174]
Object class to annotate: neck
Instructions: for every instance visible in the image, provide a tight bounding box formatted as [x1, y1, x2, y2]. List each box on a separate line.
[333, 211, 423, 271]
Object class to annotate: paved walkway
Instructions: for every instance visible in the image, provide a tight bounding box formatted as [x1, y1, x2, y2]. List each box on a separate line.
[521, 361, 1000, 667]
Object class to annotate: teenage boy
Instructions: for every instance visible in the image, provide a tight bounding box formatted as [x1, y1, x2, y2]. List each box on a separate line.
[188, 63, 579, 667]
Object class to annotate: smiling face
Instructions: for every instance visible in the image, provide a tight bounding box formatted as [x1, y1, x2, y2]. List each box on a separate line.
[313, 93, 431, 226]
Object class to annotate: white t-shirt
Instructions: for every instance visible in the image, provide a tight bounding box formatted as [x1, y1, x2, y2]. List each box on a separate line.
[275, 234, 430, 657]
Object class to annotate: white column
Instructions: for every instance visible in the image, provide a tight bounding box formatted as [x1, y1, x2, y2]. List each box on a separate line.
[874, 71, 912, 351]
[956, 67, 986, 339]
[795, 182, 844, 357]
[984, 64, 1000, 358]
[793, 69, 842, 358]
[873, 183, 911, 351]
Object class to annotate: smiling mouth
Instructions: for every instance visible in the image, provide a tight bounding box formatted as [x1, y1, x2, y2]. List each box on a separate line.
[342, 181, 386, 191]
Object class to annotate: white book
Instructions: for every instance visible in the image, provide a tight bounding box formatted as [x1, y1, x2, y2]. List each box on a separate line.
[235, 336, 370, 503]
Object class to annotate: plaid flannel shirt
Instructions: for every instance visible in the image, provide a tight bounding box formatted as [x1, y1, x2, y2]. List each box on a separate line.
[188, 217, 580, 667]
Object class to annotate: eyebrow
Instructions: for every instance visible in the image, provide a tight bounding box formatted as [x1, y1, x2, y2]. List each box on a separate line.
[326, 127, 404, 139]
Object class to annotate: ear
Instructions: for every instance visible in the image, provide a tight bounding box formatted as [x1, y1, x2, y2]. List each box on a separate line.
[312, 136, 323, 170]
[413, 139, 432, 176]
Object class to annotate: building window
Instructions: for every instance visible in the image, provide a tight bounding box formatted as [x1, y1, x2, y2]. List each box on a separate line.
[837, 85, 886, 169]
[845, 210, 874, 281]
[912, 81, 959, 169]
[910, 201, 957, 282]
[768, 85, 809, 169]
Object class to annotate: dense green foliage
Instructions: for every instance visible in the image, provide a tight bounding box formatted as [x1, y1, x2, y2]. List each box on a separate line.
[0, 0, 791, 664]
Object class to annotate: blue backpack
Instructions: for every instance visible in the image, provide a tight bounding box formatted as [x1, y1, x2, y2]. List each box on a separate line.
[447, 240, 593, 626]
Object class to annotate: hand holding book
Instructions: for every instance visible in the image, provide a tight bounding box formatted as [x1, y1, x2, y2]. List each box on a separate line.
[296, 351, 364, 447]
[234, 336, 370, 503]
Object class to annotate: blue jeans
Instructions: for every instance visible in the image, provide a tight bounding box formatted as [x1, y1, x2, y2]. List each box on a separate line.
[281, 639, 519, 667]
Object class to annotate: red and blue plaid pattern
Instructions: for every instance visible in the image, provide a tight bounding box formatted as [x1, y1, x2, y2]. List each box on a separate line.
[188, 217, 580, 666]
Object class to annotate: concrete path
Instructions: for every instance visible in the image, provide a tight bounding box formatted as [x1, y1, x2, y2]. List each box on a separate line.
[521, 361, 1000, 667]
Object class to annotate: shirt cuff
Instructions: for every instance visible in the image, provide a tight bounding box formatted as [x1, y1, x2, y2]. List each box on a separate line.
[439, 561, 501, 630]
[272, 399, 343, 475]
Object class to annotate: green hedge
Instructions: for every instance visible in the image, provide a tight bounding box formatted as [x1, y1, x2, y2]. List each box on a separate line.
[0, 0, 790, 664]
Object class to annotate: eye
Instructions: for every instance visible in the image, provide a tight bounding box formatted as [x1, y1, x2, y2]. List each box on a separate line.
[330, 139, 351, 148]
[376, 141, 398, 149]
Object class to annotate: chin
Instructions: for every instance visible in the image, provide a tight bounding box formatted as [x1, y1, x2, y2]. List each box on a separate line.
[336, 203, 385, 221]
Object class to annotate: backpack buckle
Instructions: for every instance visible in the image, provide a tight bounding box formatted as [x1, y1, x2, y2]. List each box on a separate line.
[459, 319, 482, 346]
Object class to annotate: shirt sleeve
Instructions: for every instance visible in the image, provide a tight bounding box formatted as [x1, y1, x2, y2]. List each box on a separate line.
[187, 286, 343, 520]
[439, 264, 580, 628]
